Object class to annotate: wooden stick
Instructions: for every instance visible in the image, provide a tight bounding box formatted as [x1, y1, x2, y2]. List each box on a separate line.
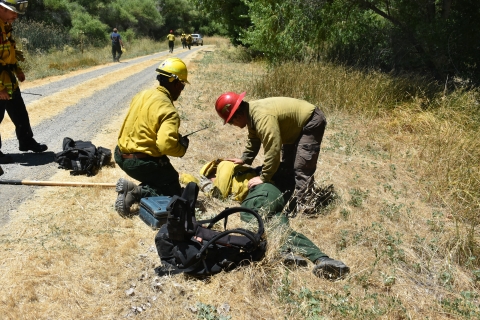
[0, 179, 116, 187]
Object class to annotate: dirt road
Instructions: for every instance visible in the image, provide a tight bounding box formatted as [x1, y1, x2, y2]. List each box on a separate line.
[0, 47, 203, 225]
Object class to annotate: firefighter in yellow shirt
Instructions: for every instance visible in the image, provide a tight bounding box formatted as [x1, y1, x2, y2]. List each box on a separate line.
[180, 33, 186, 49]
[114, 58, 190, 217]
[185, 34, 192, 50]
[167, 30, 175, 53]
[0, 0, 47, 165]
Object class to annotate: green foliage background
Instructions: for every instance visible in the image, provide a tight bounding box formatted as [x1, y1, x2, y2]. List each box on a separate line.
[14, 0, 480, 82]
[196, 0, 480, 83]
[19, 0, 227, 49]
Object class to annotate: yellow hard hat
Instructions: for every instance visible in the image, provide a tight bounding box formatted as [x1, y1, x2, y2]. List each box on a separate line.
[0, 0, 28, 14]
[156, 57, 190, 84]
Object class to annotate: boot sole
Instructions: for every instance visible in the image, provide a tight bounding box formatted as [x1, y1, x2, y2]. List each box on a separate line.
[115, 178, 131, 216]
[19, 146, 48, 153]
[116, 178, 127, 193]
[313, 264, 350, 279]
[114, 193, 130, 217]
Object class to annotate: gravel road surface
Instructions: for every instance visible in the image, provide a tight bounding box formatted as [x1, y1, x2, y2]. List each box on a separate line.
[0, 48, 201, 225]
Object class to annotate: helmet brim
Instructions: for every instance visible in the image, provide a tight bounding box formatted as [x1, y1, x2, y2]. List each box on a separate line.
[156, 68, 190, 84]
[224, 91, 246, 125]
[0, 2, 27, 14]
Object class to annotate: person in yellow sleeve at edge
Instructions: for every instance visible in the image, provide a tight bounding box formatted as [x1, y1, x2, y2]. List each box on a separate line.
[0, 0, 48, 165]
[114, 57, 190, 217]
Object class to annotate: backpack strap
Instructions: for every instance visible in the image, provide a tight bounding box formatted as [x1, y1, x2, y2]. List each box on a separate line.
[62, 137, 75, 150]
[166, 182, 199, 241]
[197, 207, 265, 237]
[181, 182, 199, 232]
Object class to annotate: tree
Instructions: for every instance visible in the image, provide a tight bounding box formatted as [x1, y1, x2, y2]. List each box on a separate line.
[220, 0, 480, 81]
[193, 0, 251, 44]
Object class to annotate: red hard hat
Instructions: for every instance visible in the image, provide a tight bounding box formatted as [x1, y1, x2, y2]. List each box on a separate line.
[215, 91, 246, 124]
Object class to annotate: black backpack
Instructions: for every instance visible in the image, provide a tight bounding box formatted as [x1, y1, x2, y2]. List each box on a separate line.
[155, 182, 267, 278]
[54, 137, 112, 176]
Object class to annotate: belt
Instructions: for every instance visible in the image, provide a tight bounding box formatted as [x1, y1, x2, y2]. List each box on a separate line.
[116, 146, 169, 166]
[115, 147, 151, 159]
[120, 153, 150, 159]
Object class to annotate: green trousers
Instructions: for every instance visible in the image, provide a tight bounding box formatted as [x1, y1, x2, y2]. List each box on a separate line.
[240, 183, 327, 262]
[114, 146, 181, 198]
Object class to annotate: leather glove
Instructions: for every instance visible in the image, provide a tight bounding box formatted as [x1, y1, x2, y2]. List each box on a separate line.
[179, 134, 189, 150]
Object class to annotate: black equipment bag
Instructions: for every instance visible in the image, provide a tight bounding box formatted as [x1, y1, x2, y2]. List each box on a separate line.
[155, 182, 267, 278]
[54, 137, 112, 176]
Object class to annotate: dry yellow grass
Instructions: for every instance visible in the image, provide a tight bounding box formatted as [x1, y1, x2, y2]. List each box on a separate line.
[0, 37, 479, 319]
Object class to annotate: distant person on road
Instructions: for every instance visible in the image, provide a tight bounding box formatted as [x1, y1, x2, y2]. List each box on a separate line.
[214, 92, 327, 215]
[186, 34, 192, 50]
[114, 58, 190, 217]
[0, 0, 48, 164]
[110, 27, 124, 62]
[167, 30, 175, 53]
[180, 33, 186, 49]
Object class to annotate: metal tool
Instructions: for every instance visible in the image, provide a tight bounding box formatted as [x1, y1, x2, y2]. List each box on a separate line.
[183, 126, 210, 137]
[0, 179, 116, 187]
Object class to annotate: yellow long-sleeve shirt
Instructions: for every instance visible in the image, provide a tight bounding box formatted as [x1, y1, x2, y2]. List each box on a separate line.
[117, 86, 187, 158]
[241, 97, 316, 182]
[167, 34, 175, 41]
[0, 19, 22, 92]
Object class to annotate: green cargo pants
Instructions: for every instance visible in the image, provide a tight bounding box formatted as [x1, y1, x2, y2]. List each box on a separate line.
[240, 183, 327, 262]
[114, 146, 181, 198]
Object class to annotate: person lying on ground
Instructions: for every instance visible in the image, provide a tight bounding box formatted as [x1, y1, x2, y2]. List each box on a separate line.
[184, 159, 350, 280]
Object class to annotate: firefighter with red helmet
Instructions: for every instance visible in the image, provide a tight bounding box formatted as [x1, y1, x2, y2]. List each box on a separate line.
[0, 0, 48, 165]
[215, 92, 327, 215]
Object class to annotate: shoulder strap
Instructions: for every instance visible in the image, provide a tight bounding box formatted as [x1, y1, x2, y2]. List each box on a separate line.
[181, 182, 199, 231]
[166, 182, 199, 240]
[197, 207, 265, 237]
[62, 137, 75, 150]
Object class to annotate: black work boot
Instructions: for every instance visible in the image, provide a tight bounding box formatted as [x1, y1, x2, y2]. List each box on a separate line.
[19, 139, 48, 153]
[115, 178, 141, 217]
[0, 151, 13, 164]
[280, 252, 308, 267]
[313, 257, 350, 280]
